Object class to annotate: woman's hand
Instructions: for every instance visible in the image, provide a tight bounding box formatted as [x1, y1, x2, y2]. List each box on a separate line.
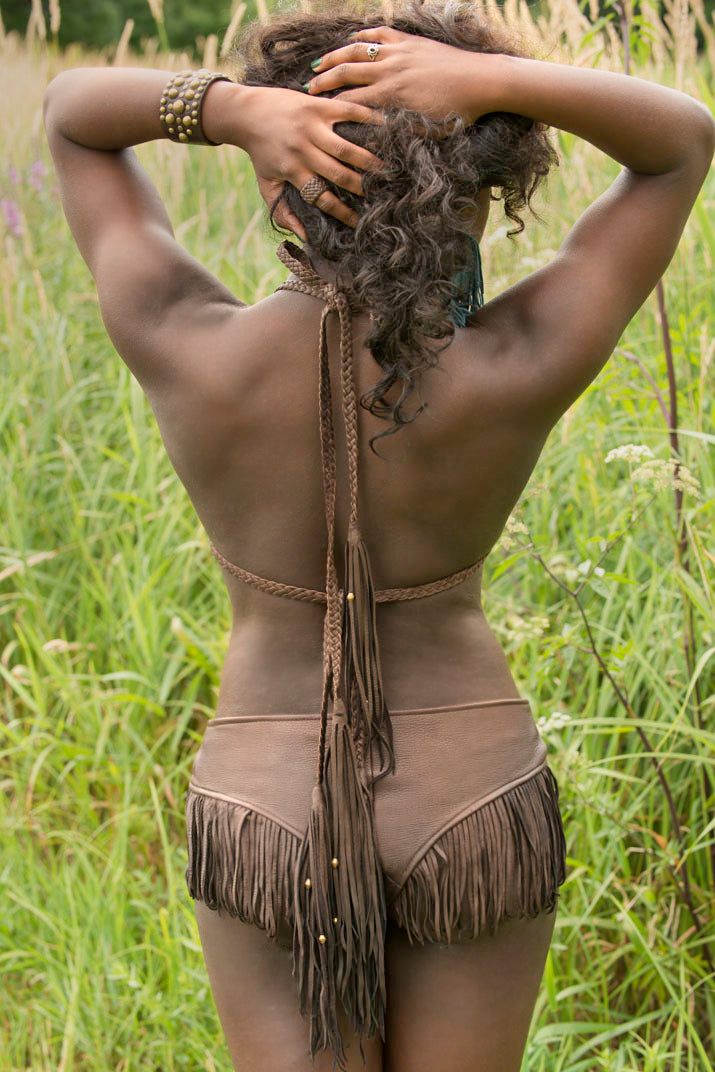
[225, 83, 385, 240]
[305, 26, 492, 124]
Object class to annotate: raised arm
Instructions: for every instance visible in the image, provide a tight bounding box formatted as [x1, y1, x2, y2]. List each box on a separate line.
[308, 27, 715, 420]
[43, 66, 382, 392]
[471, 54, 714, 417]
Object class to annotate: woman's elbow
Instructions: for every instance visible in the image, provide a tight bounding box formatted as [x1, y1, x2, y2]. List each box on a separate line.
[689, 99, 715, 173]
[43, 69, 79, 134]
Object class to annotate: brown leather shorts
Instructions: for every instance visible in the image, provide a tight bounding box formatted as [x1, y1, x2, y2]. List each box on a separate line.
[185, 698, 567, 945]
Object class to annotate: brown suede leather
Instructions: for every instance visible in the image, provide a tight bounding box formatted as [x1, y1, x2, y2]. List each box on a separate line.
[184, 241, 567, 1071]
[188, 699, 550, 899]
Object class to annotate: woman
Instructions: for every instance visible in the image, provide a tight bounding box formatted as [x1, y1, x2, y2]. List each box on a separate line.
[43, 2, 714, 1070]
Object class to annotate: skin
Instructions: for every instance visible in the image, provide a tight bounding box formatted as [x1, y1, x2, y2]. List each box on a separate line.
[44, 24, 714, 1072]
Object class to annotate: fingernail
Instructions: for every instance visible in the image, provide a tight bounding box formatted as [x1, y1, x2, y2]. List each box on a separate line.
[348, 31, 358, 39]
[310, 57, 322, 70]
[302, 82, 311, 91]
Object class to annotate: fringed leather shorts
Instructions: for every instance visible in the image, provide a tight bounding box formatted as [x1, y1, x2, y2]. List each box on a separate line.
[185, 697, 566, 946]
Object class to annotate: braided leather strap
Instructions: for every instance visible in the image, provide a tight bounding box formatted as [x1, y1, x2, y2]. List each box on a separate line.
[208, 239, 489, 1068]
[210, 541, 484, 604]
[211, 238, 486, 611]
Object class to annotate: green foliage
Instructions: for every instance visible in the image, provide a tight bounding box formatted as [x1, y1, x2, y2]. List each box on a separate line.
[1, 5, 714, 1069]
[0, 0, 261, 54]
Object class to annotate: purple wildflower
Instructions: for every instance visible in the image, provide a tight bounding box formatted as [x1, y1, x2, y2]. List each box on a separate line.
[1, 199, 23, 238]
[29, 160, 47, 191]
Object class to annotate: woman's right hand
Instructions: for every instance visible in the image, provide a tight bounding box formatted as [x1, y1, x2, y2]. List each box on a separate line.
[220, 82, 386, 235]
[305, 25, 496, 124]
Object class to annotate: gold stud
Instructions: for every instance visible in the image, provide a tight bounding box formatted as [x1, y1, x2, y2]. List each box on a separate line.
[333, 917, 338, 924]
[178, 133, 188, 141]
[190, 78, 200, 88]
[305, 878, 311, 889]
[331, 857, 339, 868]
[168, 88, 178, 99]
[318, 934, 327, 944]
[185, 89, 195, 100]
[191, 118, 198, 126]
[160, 96, 167, 105]
[168, 126, 175, 134]
[172, 99, 185, 114]
[346, 592, 355, 602]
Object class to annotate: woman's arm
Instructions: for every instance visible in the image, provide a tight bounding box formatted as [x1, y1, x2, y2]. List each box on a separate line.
[308, 28, 715, 419]
[44, 67, 382, 392]
[464, 54, 714, 412]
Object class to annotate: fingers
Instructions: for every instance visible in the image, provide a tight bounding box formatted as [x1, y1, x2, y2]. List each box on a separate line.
[305, 146, 368, 199]
[333, 88, 384, 112]
[338, 101, 387, 127]
[308, 185, 359, 229]
[284, 213, 307, 242]
[306, 99, 385, 183]
[307, 57, 382, 96]
[347, 25, 407, 44]
[327, 134, 383, 181]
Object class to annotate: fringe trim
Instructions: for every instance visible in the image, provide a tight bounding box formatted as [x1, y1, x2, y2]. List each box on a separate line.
[292, 704, 387, 1071]
[185, 789, 300, 939]
[185, 766, 567, 1065]
[389, 765, 567, 944]
[342, 525, 395, 784]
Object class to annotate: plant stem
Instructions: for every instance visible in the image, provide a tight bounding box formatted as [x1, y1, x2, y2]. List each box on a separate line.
[527, 538, 713, 974]
[616, 0, 713, 929]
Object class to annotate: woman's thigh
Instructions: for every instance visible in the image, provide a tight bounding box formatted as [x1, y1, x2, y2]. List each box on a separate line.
[194, 901, 384, 1072]
[383, 909, 557, 1072]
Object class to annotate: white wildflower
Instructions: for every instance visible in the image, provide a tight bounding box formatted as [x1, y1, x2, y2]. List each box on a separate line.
[501, 612, 546, 644]
[506, 517, 529, 537]
[537, 711, 573, 734]
[632, 458, 701, 498]
[549, 555, 579, 585]
[605, 443, 654, 465]
[576, 560, 606, 580]
[500, 515, 529, 550]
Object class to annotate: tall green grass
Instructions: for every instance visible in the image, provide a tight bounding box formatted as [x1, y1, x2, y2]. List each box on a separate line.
[1, 1, 713, 1068]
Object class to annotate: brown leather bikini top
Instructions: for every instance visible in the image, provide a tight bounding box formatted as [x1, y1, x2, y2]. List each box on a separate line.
[209, 238, 485, 609]
[207, 238, 486, 1062]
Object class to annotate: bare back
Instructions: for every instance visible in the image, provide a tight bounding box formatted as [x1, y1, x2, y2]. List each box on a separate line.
[147, 280, 553, 716]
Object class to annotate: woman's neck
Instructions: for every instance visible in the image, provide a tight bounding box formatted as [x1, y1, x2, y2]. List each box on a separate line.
[298, 243, 345, 288]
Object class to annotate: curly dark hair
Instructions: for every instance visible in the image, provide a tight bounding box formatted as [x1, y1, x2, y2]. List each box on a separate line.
[233, 0, 557, 444]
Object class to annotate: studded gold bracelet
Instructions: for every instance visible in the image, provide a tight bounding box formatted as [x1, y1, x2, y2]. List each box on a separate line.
[159, 69, 232, 145]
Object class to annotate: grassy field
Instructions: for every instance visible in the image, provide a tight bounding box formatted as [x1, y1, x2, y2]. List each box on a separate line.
[1, 1, 713, 1069]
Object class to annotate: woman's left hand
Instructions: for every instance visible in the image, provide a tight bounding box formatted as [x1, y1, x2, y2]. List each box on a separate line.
[304, 26, 483, 123]
[229, 84, 385, 240]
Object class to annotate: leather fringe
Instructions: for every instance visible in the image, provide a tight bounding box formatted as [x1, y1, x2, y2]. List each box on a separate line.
[342, 524, 395, 784]
[185, 789, 300, 937]
[185, 767, 566, 1067]
[292, 702, 387, 1071]
[389, 765, 567, 944]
